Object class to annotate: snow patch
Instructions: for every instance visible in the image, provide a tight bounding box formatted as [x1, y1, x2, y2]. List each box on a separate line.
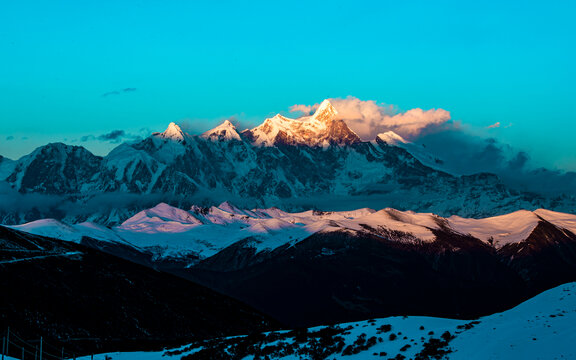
[376, 131, 408, 145]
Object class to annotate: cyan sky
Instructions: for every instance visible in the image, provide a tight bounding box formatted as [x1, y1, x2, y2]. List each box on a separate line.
[0, 1, 574, 169]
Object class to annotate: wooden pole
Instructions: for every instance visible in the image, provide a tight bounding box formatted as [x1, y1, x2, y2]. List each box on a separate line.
[39, 337, 42, 360]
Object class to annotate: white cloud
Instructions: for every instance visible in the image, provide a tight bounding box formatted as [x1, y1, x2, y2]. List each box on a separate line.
[290, 96, 451, 140]
[289, 104, 317, 115]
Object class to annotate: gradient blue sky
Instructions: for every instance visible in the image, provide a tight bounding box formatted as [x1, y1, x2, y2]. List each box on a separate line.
[1, 1, 574, 169]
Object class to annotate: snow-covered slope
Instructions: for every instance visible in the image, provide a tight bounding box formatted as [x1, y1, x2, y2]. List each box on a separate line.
[243, 99, 361, 147]
[10, 202, 576, 333]
[11, 219, 132, 245]
[201, 120, 241, 141]
[76, 281, 576, 360]
[376, 130, 408, 145]
[8, 202, 442, 262]
[449, 208, 576, 248]
[155, 122, 188, 142]
[3, 99, 576, 226]
[11, 202, 576, 264]
[534, 208, 576, 234]
[449, 210, 540, 248]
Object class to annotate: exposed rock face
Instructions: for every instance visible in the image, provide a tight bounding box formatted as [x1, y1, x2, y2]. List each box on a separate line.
[6, 143, 102, 195]
[243, 100, 361, 147]
[1, 100, 576, 225]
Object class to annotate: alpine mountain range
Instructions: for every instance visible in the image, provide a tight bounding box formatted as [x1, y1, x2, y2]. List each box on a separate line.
[1, 99, 574, 225]
[3, 99, 576, 359]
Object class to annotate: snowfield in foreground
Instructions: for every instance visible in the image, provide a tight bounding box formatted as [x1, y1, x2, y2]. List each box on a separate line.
[75, 282, 576, 360]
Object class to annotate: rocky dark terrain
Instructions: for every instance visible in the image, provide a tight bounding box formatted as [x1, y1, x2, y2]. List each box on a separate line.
[0, 225, 278, 356]
[178, 220, 576, 327]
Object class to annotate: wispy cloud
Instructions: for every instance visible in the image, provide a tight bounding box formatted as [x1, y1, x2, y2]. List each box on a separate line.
[290, 104, 317, 114]
[413, 129, 576, 195]
[487, 122, 500, 129]
[80, 135, 96, 142]
[98, 130, 126, 141]
[101, 87, 137, 97]
[291, 96, 576, 195]
[81, 130, 142, 144]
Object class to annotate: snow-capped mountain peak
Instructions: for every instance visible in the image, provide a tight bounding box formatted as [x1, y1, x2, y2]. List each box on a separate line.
[312, 99, 338, 122]
[201, 120, 241, 141]
[244, 99, 359, 147]
[376, 131, 408, 145]
[217, 200, 244, 214]
[157, 122, 186, 142]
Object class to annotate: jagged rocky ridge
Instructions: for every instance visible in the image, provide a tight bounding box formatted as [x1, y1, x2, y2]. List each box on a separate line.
[1, 99, 575, 225]
[12, 202, 576, 327]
